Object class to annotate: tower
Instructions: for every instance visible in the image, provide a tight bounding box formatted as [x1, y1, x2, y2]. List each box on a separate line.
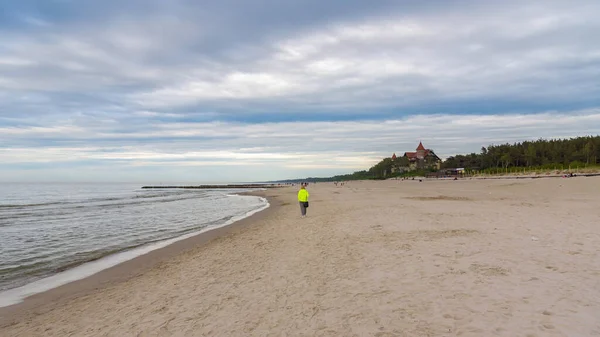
[416, 142, 425, 159]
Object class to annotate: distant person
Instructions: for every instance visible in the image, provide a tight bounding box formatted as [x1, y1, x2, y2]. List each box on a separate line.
[298, 185, 310, 218]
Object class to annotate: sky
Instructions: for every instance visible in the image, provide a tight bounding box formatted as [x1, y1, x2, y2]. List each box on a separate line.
[1, 0, 600, 183]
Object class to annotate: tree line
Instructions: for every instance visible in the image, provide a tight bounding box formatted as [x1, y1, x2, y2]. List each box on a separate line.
[442, 136, 599, 170]
[275, 135, 599, 182]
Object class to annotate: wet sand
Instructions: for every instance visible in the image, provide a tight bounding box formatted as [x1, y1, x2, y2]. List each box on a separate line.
[1, 179, 599, 336]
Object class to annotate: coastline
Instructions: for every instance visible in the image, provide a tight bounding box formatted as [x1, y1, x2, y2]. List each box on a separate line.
[0, 190, 278, 323]
[2, 180, 599, 336]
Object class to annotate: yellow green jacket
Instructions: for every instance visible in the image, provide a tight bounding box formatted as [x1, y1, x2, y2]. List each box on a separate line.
[298, 189, 309, 202]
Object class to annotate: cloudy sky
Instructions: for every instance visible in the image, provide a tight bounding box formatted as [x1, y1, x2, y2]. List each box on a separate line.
[1, 0, 599, 182]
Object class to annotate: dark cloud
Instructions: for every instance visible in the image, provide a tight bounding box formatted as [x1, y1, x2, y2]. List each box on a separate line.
[1, 0, 600, 181]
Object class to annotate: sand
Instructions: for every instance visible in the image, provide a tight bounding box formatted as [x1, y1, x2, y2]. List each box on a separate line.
[1, 178, 599, 336]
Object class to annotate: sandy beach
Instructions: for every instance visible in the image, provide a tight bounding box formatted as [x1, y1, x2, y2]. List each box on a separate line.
[1, 178, 599, 336]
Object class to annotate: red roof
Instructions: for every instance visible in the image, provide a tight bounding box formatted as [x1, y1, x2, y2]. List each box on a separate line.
[404, 149, 431, 161]
[402, 143, 439, 162]
[392, 153, 397, 160]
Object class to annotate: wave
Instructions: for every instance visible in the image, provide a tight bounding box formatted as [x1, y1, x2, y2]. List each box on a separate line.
[0, 210, 254, 290]
[0, 189, 209, 209]
[0, 201, 71, 209]
[0, 195, 269, 308]
[0, 193, 213, 222]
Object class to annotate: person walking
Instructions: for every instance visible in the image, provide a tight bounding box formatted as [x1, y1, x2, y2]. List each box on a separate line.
[298, 184, 309, 218]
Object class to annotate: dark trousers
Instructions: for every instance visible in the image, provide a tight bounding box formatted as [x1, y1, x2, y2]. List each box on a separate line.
[299, 201, 307, 216]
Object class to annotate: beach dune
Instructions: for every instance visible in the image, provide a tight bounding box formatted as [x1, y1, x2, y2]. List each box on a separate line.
[1, 178, 599, 336]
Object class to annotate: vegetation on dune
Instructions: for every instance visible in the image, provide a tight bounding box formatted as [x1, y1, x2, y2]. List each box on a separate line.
[442, 136, 600, 171]
[276, 136, 600, 183]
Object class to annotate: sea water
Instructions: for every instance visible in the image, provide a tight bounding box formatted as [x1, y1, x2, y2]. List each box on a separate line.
[0, 183, 268, 306]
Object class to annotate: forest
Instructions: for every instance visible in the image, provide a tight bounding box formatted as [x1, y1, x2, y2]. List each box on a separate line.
[284, 136, 600, 182]
[442, 136, 599, 171]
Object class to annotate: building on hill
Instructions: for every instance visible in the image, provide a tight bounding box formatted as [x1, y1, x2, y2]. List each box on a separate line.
[392, 142, 442, 172]
[404, 142, 442, 170]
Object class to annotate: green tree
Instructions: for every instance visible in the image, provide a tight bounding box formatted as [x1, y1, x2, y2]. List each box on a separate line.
[584, 139, 595, 164]
[526, 144, 536, 167]
[290, 135, 600, 182]
[500, 153, 511, 169]
[393, 155, 409, 168]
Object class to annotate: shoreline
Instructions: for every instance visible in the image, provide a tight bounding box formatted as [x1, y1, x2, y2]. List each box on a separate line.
[2, 179, 598, 336]
[0, 191, 277, 322]
[141, 184, 284, 189]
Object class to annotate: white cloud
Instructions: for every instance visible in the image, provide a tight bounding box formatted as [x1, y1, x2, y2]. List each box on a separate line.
[1, 109, 598, 181]
[1, 0, 597, 111]
[1, 0, 600, 182]
[21, 16, 51, 27]
[0, 57, 36, 67]
[117, 1, 600, 110]
[133, 111, 185, 118]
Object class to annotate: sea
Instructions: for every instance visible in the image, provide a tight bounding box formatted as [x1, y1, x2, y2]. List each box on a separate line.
[0, 183, 269, 307]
